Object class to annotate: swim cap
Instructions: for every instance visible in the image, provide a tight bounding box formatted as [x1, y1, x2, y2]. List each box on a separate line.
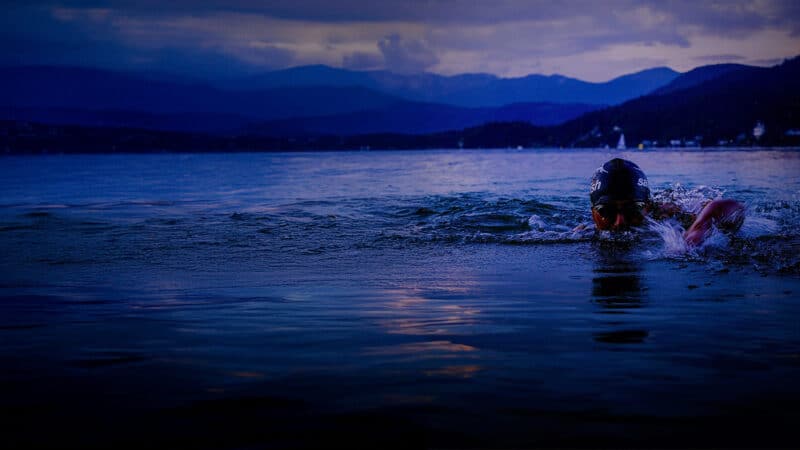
[590, 158, 650, 206]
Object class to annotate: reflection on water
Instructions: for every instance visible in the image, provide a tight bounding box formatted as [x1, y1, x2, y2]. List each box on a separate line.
[363, 340, 478, 357]
[2, 150, 800, 448]
[591, 247, 646, 310]
[423, 364, 482, 378]
[591, 268, 645, 310]
[591, 249, 650, 344]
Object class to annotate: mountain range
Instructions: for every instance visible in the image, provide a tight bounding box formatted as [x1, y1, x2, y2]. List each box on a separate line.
[222, 64, 679, 107]
[0, 64, 679, 135]
[2, 56, 798, 150]
[359, 56, 800, 149]
[247, 102, 600, 136]
[551, 57, 800, 147]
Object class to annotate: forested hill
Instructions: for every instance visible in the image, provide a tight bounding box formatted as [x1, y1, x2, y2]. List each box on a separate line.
[2, 57, 799, 152]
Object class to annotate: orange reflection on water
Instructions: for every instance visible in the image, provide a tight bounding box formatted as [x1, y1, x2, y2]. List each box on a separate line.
[375, 292, 482, 335]
[424, 364, 482, 378]
[364, 340, 478, 356]
[230, 371, 265, 379]
[384, 291, 428, 309]
[379, 313, 479, 335]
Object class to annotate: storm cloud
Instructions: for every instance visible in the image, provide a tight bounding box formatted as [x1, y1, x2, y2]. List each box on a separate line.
[378, 34, 439, 73]
[3, 1, 800, 80]
[342, 51, 383, 71]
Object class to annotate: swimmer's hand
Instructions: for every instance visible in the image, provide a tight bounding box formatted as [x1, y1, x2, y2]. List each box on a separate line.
[684, 199, 745, 246]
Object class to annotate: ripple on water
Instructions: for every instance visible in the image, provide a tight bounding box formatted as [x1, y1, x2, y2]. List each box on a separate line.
[0, 181, 798, 275]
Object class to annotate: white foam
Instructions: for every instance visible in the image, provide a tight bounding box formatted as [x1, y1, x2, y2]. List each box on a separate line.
[651, 183, 723, 215]
[738, 214, 778, 238]
[646, 219, 694, 258]
[527, 214, 547, 231]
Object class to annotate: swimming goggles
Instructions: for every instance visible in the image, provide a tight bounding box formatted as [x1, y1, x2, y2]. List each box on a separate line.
[592, 201, 646, 221]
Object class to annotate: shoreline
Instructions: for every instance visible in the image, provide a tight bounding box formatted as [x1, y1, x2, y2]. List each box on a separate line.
[4, 120, 799, 154]
[3, 146, 800, 155]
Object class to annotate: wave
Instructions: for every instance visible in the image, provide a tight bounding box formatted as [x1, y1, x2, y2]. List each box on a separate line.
[1, 189, 798, 275]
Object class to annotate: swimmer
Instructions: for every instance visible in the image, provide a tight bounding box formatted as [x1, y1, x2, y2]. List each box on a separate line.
[586, 158, 744, 246]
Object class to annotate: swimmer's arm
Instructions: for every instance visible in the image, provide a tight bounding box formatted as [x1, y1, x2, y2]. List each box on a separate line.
[684, 199, 745, 246]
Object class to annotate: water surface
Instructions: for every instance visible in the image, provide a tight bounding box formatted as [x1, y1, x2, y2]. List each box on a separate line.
[2, 149, 799, 448]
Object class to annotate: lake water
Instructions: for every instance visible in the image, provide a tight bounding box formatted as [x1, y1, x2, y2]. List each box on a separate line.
[2, 149, 799, 448]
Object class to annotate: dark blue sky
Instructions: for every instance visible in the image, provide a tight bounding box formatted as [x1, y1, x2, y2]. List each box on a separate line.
[4, 0, 800, 81]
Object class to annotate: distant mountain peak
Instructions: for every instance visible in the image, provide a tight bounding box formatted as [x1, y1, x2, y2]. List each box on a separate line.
[607, 66, 679, 81]
[0, 61, 688, 133]
[652, 63, 759, 95]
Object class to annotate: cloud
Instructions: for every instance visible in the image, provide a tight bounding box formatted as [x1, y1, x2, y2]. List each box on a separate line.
[342, 51, 382, 70]
[136, 46, 290, 77]
[378, 34, 438, 73]
[645, 0, 800, 37]
[0, 4, 131, 68]
[751, 57, 787, 66]
[34, 1, 800, 32]
[692, 54, 746, 62]
[4, 1, 800, 80]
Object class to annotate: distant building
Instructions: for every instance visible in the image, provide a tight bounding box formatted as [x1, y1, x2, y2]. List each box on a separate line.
[753, 121, 765, 140]
[640, 140, 660, 148]
[669, 139, 682, 147]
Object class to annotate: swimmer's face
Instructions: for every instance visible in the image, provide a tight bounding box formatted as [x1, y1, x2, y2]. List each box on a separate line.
[592, 200, 647, 231]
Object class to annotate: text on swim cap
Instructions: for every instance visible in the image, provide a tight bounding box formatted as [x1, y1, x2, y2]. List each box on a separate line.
[591, 179, 601, 193]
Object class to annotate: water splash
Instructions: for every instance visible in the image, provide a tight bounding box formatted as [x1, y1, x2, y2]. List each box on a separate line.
[651, 183, 723, 215]
[4, 185, 799, 274]
[645, 218, 694, 258]
[527, 214, 547, 231]
[503, 227, 593, 244]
